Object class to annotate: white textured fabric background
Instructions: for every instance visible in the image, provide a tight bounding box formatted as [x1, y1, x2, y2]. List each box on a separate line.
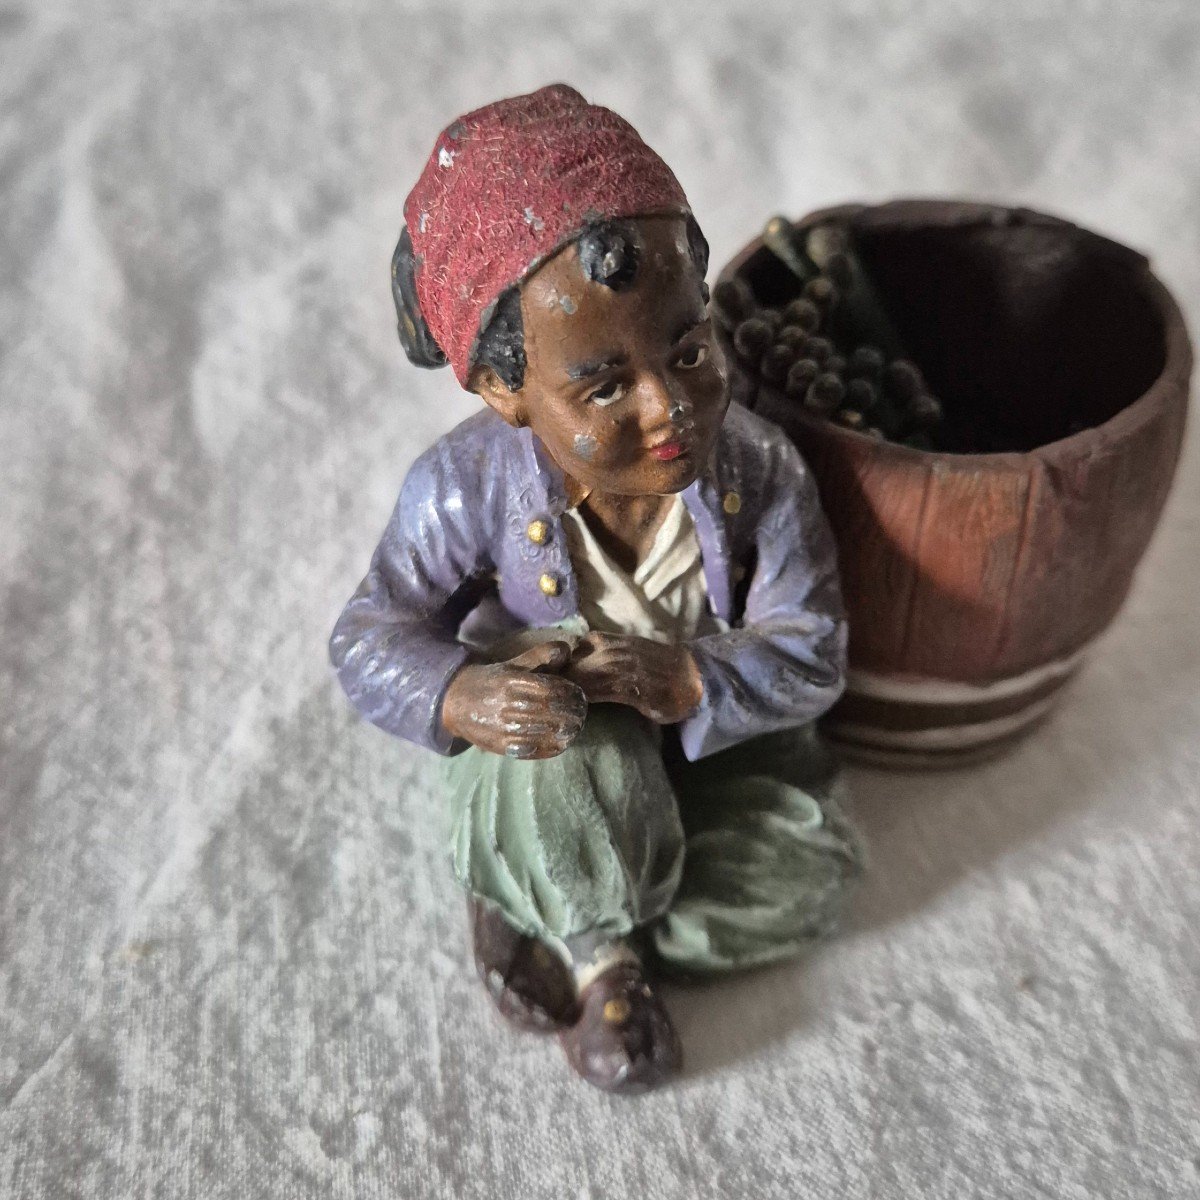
[2, 3, 1198, 1197]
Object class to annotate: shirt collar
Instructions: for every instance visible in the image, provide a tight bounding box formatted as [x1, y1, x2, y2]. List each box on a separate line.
[517, 420, 734, 620]
[520, 426, 571, 517]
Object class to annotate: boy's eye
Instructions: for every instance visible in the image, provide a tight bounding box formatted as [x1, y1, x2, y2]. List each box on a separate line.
[675, 343, 709, 370]
[588, 380, 625, 407]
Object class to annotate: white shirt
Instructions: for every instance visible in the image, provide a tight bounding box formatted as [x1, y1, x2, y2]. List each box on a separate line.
[560, 494, 729, 644]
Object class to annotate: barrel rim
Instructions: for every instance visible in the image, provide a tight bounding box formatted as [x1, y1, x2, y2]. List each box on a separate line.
[716, 198, 1193, 471]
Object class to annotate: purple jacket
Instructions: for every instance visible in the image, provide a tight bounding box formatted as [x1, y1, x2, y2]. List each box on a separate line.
[330, 403, 847, 760]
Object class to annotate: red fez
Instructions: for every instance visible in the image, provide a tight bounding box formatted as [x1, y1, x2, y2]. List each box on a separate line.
[403, 84, 692, 385]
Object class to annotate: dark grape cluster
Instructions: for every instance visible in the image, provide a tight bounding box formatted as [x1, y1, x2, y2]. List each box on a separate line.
[712, 221, 944, 450]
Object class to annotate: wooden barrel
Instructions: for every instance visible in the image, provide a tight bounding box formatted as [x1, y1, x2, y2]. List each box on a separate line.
[716, 200, 1191, 767]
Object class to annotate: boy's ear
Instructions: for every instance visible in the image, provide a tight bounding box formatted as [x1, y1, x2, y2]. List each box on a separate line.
[469, 364, 526, 428]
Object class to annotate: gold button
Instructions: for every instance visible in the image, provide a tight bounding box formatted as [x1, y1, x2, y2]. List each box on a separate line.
[526, 518, 549, 545]
[538, 573, 560, 597]
[723, 491, 741, 514]
[603, 997, 631, 1024]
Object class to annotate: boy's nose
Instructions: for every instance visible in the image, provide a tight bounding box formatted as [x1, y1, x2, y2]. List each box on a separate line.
[637, 373, 694, 430]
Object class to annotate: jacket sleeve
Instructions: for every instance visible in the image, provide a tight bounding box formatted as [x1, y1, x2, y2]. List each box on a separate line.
[678, 436, 848, 759]
[328, 447, 489, 755]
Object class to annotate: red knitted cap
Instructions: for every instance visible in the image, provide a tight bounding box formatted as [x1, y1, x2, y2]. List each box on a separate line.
[403, 84, 692, 385]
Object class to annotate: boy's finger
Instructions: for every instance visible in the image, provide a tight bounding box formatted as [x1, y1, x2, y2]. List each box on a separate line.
[508, 639, 572, 673]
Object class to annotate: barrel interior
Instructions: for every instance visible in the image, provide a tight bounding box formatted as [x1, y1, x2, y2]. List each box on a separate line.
[736, 216, 1169, 454]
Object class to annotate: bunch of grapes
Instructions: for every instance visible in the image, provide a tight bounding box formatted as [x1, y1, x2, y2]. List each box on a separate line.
[711, 220, 944, 450]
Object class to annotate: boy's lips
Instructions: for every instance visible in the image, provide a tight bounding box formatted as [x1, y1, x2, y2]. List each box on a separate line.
[648, 438, 689, 461]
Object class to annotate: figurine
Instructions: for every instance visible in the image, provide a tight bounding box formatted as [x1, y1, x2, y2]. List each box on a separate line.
[330, 84, 861, 1094]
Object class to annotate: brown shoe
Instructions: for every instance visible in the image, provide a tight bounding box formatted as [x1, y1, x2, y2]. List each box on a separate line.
[468, 899, 577, 1033]
[558, 962, 681, 1094]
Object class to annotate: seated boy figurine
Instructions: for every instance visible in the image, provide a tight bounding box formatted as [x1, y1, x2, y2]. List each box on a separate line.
[331, 84, 861, 1094]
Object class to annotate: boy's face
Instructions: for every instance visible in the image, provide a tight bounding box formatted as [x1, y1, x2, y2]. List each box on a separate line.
[472, 215, 729, 497]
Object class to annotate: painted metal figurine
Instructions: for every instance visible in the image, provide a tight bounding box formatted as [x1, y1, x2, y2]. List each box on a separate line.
[331, 84, 861, 1094]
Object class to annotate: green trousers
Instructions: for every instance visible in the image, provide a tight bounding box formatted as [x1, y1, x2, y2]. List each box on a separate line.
[442, 705, 862, 974]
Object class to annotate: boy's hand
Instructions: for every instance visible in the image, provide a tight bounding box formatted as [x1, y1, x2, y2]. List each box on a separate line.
[441, 641, 587, 759]
[565, 632, 702, 725]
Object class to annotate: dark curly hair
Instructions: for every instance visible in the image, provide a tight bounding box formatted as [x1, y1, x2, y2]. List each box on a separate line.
[391, 215, 710, 392]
